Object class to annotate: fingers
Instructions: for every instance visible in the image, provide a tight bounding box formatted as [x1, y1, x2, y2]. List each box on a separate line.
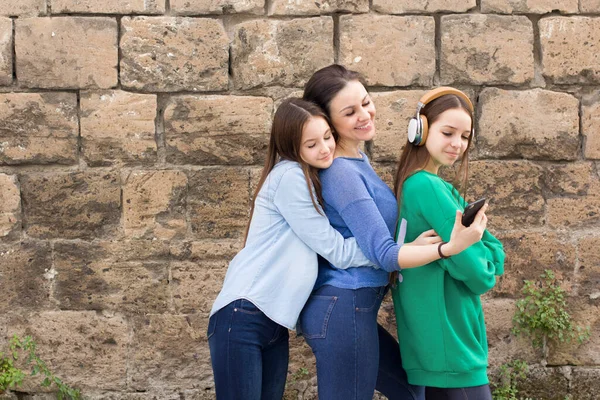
[421, 229, 438, 237]
[454, 210, 464, 227]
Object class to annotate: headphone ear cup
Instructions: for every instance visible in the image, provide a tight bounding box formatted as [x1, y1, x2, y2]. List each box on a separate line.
[407, 117, 419, 144]
[418, 115, 429, 146]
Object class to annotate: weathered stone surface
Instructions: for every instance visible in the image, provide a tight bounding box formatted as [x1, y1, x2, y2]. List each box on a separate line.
[370, 89, 475, 162]
[477, 88, 579, 160]
[85, 390, 215, 400]
[120, 17, 228, 92]
[515, 367, 569, 399]
[169, 239, 242, 262]
[123, 170, 187, 240]
[51, 0, 165, 14]
[0, 174, 20, 238]
[583, 99, 600, 159]
[171, 261, 226, 314]
[0, 18, 12, 85]
[468, 161, 545, 230]
[188, 168, 250, 239]
[542, 162, 598, 197]
[164, 95, 273, 165]
[0, 0, 45, 16]
[231, 17, 333, 89]
[171, 0, 264, 14]
[492, 231, 576, 297]
[53, 241, 170, 313]
[129, 314, 211, 390]
[0, 242, 52, 312]
[581, 0, 600, 12]
[571, 368, 600, 399]
[441, 15, 534, 85]
[21, 172, 120, 239]
[481, 0, 577, 13]
[269, 0, 368, 15]
[547, 195, 600, 229]
[16, 17, 118, 89]
[6, 311, 128, 391]
[373, 0, 475, 13]
[81, 90, 157, 166]
[578, 236, 600, 300]
[339, 15, 435, 87]
[0, 93, 78, 165]
[482, 298, 537, 365]
[540, 17, 600, 84]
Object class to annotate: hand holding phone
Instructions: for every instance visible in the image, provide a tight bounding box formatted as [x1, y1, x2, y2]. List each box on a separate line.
[461, 198, 486, 227]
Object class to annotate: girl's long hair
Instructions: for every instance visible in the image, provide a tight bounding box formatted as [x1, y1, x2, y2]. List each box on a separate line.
[244, 98, 330, 245]
[393, 94, 475, 206]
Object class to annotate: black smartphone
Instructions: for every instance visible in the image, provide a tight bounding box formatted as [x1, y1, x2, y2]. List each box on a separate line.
[461, 198, 486, 227]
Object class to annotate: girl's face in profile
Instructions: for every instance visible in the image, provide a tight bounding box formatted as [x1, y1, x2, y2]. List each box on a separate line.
[328, 80, 376, 145]
[299, 116, 336, 169]
[424, 107, 472, 174]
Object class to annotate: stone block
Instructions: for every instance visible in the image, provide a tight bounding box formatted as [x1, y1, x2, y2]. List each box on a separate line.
[21, 172, 121, 240]
[372, 0, 475, 13]
[581, 0, 600, 12]
[51, 0, 165, 14]
[477, 88, 579, 160]
[171, 261, 227, 314]
[481, 0, 577, 13]
[583, 99, 600, 159]
[468, 160, 545, 230]
[571, 368, 600, 399]
[188, 168, 251, 239]
[515, 367, 569, 399]
[491, 231, 576, 297]
[547, 196, 600, 229]
[0, 18, 12, 85]
[540, 17, 600, 84]
[123, 170, 187, 240]
[129, 314, 212, 390]
[0, 0, 45, 16]
[0, 174, 20, 239]
[578, 236, 600, 300]
[164, 95, 273, 165]
[441, 15, 534, 85]
[6, 311, 129, 391]
[16, 17, 118, 89]
[120, 17, 228, 92]
[269, 0, 368, 15]
[339, 15, 435, 87]
[81, 90, 157, 166]
[0, 242, 52, 312]
[542, 162, 599, 197]
[168, 239, 242, 262]
[231, 17, 333, 89]
[0, 93, 78, 165]
[53, 241, 170, 314]
[171, 0, 264, 14]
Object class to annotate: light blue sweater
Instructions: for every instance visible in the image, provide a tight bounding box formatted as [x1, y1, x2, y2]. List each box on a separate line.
[210, 160, 375, 329]
[316, 152, 401, 290]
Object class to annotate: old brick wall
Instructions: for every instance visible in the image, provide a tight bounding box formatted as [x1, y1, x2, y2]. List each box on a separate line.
[0, 1, 599, 399]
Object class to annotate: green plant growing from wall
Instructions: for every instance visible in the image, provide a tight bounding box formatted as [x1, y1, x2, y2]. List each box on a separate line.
[492, 359, 532, 400]
[512, 270, 591, 358]
[0, 335, 82, 399]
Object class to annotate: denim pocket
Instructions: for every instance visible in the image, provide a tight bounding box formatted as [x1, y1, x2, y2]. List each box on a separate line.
[298, 295, 337, 339]
[236, 299, 262, 315]
[355, 286, 384, 313]
[207, 314, 217, 339]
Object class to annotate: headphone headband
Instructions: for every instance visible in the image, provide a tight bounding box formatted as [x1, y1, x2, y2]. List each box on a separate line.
[417, 87, 474, 113]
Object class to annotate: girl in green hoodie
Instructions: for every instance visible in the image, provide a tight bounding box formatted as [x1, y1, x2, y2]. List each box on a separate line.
[391, 87, 505, 400]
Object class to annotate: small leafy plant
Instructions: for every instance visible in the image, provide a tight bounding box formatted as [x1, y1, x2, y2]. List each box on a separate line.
[0, 335, 82, 399]
[512, 270, 591, 356]
[492, 359, 531, 400]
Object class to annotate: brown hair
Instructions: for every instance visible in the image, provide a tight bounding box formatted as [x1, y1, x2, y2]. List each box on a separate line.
[393, 93, 474, 204]
[303, 64, 367, 114]
[245, 98, 330, 245]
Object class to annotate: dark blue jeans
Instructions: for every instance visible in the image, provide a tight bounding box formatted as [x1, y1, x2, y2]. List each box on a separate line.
[207, 299, 289, 400]
[298, 285, 425, 400]
[426, 384, 493, 400]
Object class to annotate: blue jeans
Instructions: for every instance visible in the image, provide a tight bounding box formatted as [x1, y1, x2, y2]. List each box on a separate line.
[426, 384, 492, 399]
[207, 299, 289, 400]
[298, 285, 425, 400]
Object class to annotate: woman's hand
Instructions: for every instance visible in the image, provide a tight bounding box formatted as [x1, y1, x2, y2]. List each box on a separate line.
[409, 229, 443, 246]
[443, 204, 488, 257]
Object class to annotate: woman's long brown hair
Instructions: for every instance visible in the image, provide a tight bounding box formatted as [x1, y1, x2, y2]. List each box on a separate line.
[244, 98, 330, 245]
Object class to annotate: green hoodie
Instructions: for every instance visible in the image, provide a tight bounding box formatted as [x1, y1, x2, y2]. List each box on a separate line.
[391, 170, 505, 388]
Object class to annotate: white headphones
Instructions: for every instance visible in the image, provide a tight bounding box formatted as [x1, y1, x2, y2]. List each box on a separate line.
[408, 87, 474, 146]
